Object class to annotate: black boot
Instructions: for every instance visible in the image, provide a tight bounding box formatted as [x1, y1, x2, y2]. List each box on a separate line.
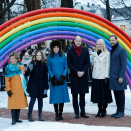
[11, 109, 16, 125]
[74, 114, 79, 119]
[39, 113, 44, 121]
[59, 112, 63, 120]
[16, 109, 23, 123]
[100, 104, 107, 117]
[54, 104, 59, 121]
[28, 113, 35, 122]
[55, 112, 59, 121]
[59, 103, 64, 120]
[95, 104, 102, 117]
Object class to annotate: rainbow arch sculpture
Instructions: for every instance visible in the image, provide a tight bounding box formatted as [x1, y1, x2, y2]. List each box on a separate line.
[0, 8, 131, 88]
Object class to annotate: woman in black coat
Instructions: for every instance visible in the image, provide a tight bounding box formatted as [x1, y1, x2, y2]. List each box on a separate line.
[67, 36, 90, 119]
[25, 50, 48, 122]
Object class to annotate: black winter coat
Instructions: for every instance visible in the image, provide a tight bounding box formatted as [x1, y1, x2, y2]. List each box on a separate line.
[67, 47, 90, 94]
[25, 61, 48, 98]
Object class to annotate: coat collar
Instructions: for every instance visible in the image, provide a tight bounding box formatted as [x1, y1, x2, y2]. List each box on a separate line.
[93, 51, 106, 59]
[111, 45, 120, 58]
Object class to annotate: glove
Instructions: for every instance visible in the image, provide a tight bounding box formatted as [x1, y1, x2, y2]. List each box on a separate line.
[44, 89, 48, 95]
[58, 75, 66, 85]
[104, 78, 109, 84]
[7, 90, 13, 97]
[51, 76, 59, 86]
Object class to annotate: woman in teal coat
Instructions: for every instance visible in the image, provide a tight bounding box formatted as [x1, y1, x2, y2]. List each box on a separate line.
[47, 40, 70, 121]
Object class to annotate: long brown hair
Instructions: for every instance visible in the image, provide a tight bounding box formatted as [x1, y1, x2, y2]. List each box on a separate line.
[34, 50, 45, 64]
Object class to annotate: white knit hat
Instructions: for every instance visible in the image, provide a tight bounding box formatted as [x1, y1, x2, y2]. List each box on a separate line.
[25, 52, 29, 56]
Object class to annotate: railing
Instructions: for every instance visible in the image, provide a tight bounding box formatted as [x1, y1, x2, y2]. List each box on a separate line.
[0, 68, 93, 91]
[0, 72, 5, 91]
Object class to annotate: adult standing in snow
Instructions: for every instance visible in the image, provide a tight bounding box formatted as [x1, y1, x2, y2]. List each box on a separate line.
[110, 35, 127, 118]
[47, 40, 70, 121]
[5, 52, 28, 125]
[25, 50, 48, 122]
[91, 39, 112, 117]
[67, 36, 90, 119]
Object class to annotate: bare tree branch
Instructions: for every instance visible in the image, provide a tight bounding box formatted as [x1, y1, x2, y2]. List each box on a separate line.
[100, 0, 131, 20]
[0, 0, 16, 18]
[13, 3, 26, 8]
[0, 0, 5, 5]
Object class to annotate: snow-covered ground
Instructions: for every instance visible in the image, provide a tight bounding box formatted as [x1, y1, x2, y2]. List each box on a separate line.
[0, 86, 131, 116]
[0, 117, 131, 131]
[0, 86, 131, 131]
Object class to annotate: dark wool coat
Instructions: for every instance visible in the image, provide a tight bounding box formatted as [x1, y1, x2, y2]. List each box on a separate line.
[25, 61, 48, 98]
[109, 45, 127, 91]
[67, 47, 90, 94]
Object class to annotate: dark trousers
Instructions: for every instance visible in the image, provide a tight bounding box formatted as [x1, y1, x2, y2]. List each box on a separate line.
[28, 97, 43, 114]
[113, 90, 125, 113]
[72, 94, 85, 115]
[54, 103, 64, 113]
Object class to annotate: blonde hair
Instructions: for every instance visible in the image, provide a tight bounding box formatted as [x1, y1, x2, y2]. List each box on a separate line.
[95, 39, 108, 52]
[9, 52, 20, 62]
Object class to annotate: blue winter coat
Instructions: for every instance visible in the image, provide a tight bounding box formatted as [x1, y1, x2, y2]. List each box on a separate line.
[47, 53, 70, 104]
[67, 47, 90, 94]
[109, 45, 127, 90]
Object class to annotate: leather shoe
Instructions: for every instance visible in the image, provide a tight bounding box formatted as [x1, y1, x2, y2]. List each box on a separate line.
[74, 114, 79, 119]
[115, 112, 125, 118]
[80, 113, 89, 118]
[111, 112, 119, 117]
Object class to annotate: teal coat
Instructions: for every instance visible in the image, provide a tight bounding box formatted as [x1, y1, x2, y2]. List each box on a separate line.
[47, 53, 70, 104]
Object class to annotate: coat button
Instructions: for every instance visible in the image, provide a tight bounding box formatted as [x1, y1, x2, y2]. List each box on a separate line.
[99, 61, 100, 63]
[99, 68, 100, 70]
[95, 68, 96, 69]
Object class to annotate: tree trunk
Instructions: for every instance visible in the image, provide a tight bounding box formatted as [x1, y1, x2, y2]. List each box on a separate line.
[61, 0, 73, 8]
[24, 0, 41, 11]
[106, 0, 111, 21]
[60, 0, 73, 50]
[0, 0, 16, 22]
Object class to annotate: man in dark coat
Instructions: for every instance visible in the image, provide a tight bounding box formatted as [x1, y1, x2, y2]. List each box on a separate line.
[109, 35, 127, 118]
[67, 36, 90, 119]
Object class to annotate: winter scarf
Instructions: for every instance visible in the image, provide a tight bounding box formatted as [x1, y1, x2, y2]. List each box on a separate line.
[111, 42, 119, 55]
[97, 50, 102, 56]
[73, 43, 82, 57]
[5, 62, 29, 96]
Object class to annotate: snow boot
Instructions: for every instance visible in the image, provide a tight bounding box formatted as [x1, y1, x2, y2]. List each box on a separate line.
[39, 113, 44, 121]
[16, 109, 23, 123]
[28, 113, 35, 122]
[95, 104, 102, 117]
[11, 109, 16, 125]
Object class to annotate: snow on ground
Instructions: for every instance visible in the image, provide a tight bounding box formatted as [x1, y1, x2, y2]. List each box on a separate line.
[0, 86, 131, 116]
[0, 117, 131, 131]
